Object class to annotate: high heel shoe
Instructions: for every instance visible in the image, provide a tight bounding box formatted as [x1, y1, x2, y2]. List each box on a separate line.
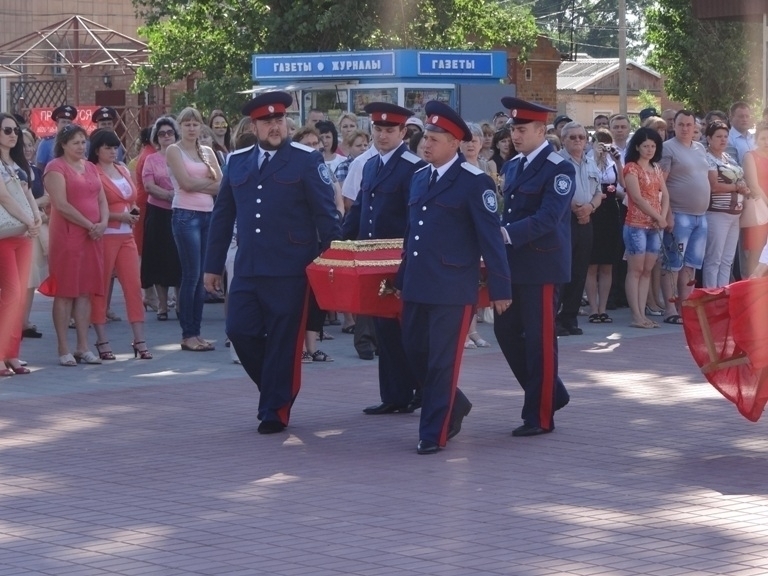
[132, 341, 153, 360]
[4, 361, 31, 374]
[143, 300, 159, 312]
[95, 341, 116, 361]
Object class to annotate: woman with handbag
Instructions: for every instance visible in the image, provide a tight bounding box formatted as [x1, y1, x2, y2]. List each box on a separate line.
[741, 122, 768, 277]
[701, 121, 746, 288]
[42, 124, 109, 367]
[0, 113, 41, 376]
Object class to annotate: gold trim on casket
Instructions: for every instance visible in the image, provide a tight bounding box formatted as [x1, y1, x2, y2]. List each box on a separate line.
[307, 239, 404, 318]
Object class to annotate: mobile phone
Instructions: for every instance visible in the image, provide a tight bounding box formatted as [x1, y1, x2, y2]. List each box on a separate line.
[130, 208, 140, 216]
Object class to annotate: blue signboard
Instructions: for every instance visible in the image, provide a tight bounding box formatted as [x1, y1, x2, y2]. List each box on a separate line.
[416, 51, 496, 77]
[253, 52, 396, 80]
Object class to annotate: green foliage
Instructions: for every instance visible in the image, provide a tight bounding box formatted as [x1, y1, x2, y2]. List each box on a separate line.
[646, 0, 761, 112]
[637, 89, 660, 113]
[132, 0, 538, 116]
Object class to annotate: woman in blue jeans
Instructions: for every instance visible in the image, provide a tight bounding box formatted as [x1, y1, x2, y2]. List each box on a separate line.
[165, 108, 222, 351]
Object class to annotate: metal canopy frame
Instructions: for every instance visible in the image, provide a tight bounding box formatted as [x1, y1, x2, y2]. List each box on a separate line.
[0, 15, 149, 72]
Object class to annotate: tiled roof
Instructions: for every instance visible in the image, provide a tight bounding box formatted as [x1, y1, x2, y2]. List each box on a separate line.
[558, 57, 661, 92]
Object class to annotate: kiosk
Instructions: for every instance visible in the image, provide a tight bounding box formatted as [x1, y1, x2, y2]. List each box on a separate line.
[250, 49, 513, 125]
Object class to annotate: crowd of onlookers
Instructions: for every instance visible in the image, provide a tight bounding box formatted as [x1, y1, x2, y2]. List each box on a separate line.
[1, 98, 767, 375]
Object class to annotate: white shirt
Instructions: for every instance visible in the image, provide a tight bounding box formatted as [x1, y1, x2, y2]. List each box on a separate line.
[341, 145, 379, 201]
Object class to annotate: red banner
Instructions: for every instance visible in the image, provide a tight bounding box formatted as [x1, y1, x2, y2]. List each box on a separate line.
[29, 106, 101, 138]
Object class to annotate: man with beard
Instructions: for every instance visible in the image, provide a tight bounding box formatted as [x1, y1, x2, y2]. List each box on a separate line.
[204, 91, 341, 434]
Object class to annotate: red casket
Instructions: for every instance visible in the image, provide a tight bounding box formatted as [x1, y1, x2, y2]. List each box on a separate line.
[306, 239, 490, 319]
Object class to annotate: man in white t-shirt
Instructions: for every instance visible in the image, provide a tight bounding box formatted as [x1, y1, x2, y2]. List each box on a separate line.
[658, 110, 711, 324]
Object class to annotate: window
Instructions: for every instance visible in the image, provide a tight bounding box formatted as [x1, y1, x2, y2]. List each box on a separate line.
[524, 68, 532, 81]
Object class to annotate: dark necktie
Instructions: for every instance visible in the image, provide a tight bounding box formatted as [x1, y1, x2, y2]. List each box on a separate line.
[376, 157, 384, 174]
[514, 156, 527, 181]
[429, 169, 438, 189]
[260, 152, 270, 173]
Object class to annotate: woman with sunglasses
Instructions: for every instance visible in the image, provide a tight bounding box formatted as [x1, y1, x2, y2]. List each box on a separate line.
[0, 114, 41, 376]
[140, 117, 182, 322]
[43, 124, 108, 366]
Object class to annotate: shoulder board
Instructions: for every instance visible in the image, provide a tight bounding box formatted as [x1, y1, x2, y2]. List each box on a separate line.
[547, 152, 564, 165]
[291, 141, 315, 153]
[401, 151, 421, 164]
[461, 162, 484, 176]
[231, 145, 254, 157]
[415, 164, 430, 173]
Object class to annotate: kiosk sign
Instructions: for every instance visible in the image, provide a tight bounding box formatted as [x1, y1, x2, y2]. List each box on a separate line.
[254, 52, 396, 80]
[417, 51, 495, 76]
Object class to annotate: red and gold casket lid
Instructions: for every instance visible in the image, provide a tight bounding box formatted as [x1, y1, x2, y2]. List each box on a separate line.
[306, 239, 403, 318]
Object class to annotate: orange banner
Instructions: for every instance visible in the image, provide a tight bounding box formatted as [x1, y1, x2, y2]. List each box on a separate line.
[29, 106, 101, 138]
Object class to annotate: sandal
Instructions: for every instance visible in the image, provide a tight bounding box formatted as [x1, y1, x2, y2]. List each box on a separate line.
[663, 314, 684, 325]
[599, 313, 613, 323]
[59, 353, 77, 367]
[467, 332, 491, 347]
[156, 311, 168, 321]
[464, 340, 477, 349]
[319, 330, 334, 341]
[301, 351, 313, 363]
[74, 350, 102, 365]
[4, 361, 30, 375]
[180, 340, 215, 352]
[106, 309, 122, 322]
[645, 305, 664, 317]
[312, 350, 334, 362]
[341, 325, 356, 334]
[132, 341, 153, 360]
[95, 341, 116, 361]
[588, 313, 602, 323]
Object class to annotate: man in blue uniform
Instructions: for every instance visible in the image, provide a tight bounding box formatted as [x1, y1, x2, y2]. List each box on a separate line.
[36, 104, 77, 170]
[494, 97, 574, 437]
[342, 102, 424, 415]
[395, 101, 512, 455]
[92, 106, 125, 162]
[204, 91, 341, 434]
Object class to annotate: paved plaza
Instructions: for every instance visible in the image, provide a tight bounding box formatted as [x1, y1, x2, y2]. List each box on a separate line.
[1, 293, 768, 576]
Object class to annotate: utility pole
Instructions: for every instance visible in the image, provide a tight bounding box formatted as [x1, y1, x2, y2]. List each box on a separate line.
[618, 0, 627, 114]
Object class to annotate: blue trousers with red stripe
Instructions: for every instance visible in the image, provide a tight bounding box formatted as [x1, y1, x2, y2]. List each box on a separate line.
[493, 283, 569, 431]
[373, 317, 418, 405]
[227, 275, 308, 426]
[401, 302, 473, 446]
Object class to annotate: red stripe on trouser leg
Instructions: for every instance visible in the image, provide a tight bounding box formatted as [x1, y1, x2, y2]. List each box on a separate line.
[276, 286, 310, 426]
[539, 284, 555, 429]
[438, 305, 474, 446]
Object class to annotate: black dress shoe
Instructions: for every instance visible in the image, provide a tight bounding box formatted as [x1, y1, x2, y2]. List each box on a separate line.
[358, 350, 375, 360]
[362, 402, 413, 415]
[568, 326, 583, 335]
[555, 396, 570, 411]
[22, 327, 43, 338]
[512, 424, 552, 437]
[556, 325, 570, 337]
[407, 390, 422, 411]
[257, 420, 286, 434]
[447, 402, 472, 440]
[416, 440, 440, 454]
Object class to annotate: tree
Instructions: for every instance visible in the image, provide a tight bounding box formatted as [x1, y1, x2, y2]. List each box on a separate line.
[512, 0, 654, 59]
[132, 0, 538, 117]
[646, 0, 761, 112]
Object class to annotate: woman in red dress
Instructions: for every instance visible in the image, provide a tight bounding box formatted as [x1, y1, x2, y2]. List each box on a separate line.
[43, 125, 108, 366]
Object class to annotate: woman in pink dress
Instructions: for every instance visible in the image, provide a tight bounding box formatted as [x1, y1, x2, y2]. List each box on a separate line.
[43, 125, 109, 366]
[0, 113, 41, 376]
